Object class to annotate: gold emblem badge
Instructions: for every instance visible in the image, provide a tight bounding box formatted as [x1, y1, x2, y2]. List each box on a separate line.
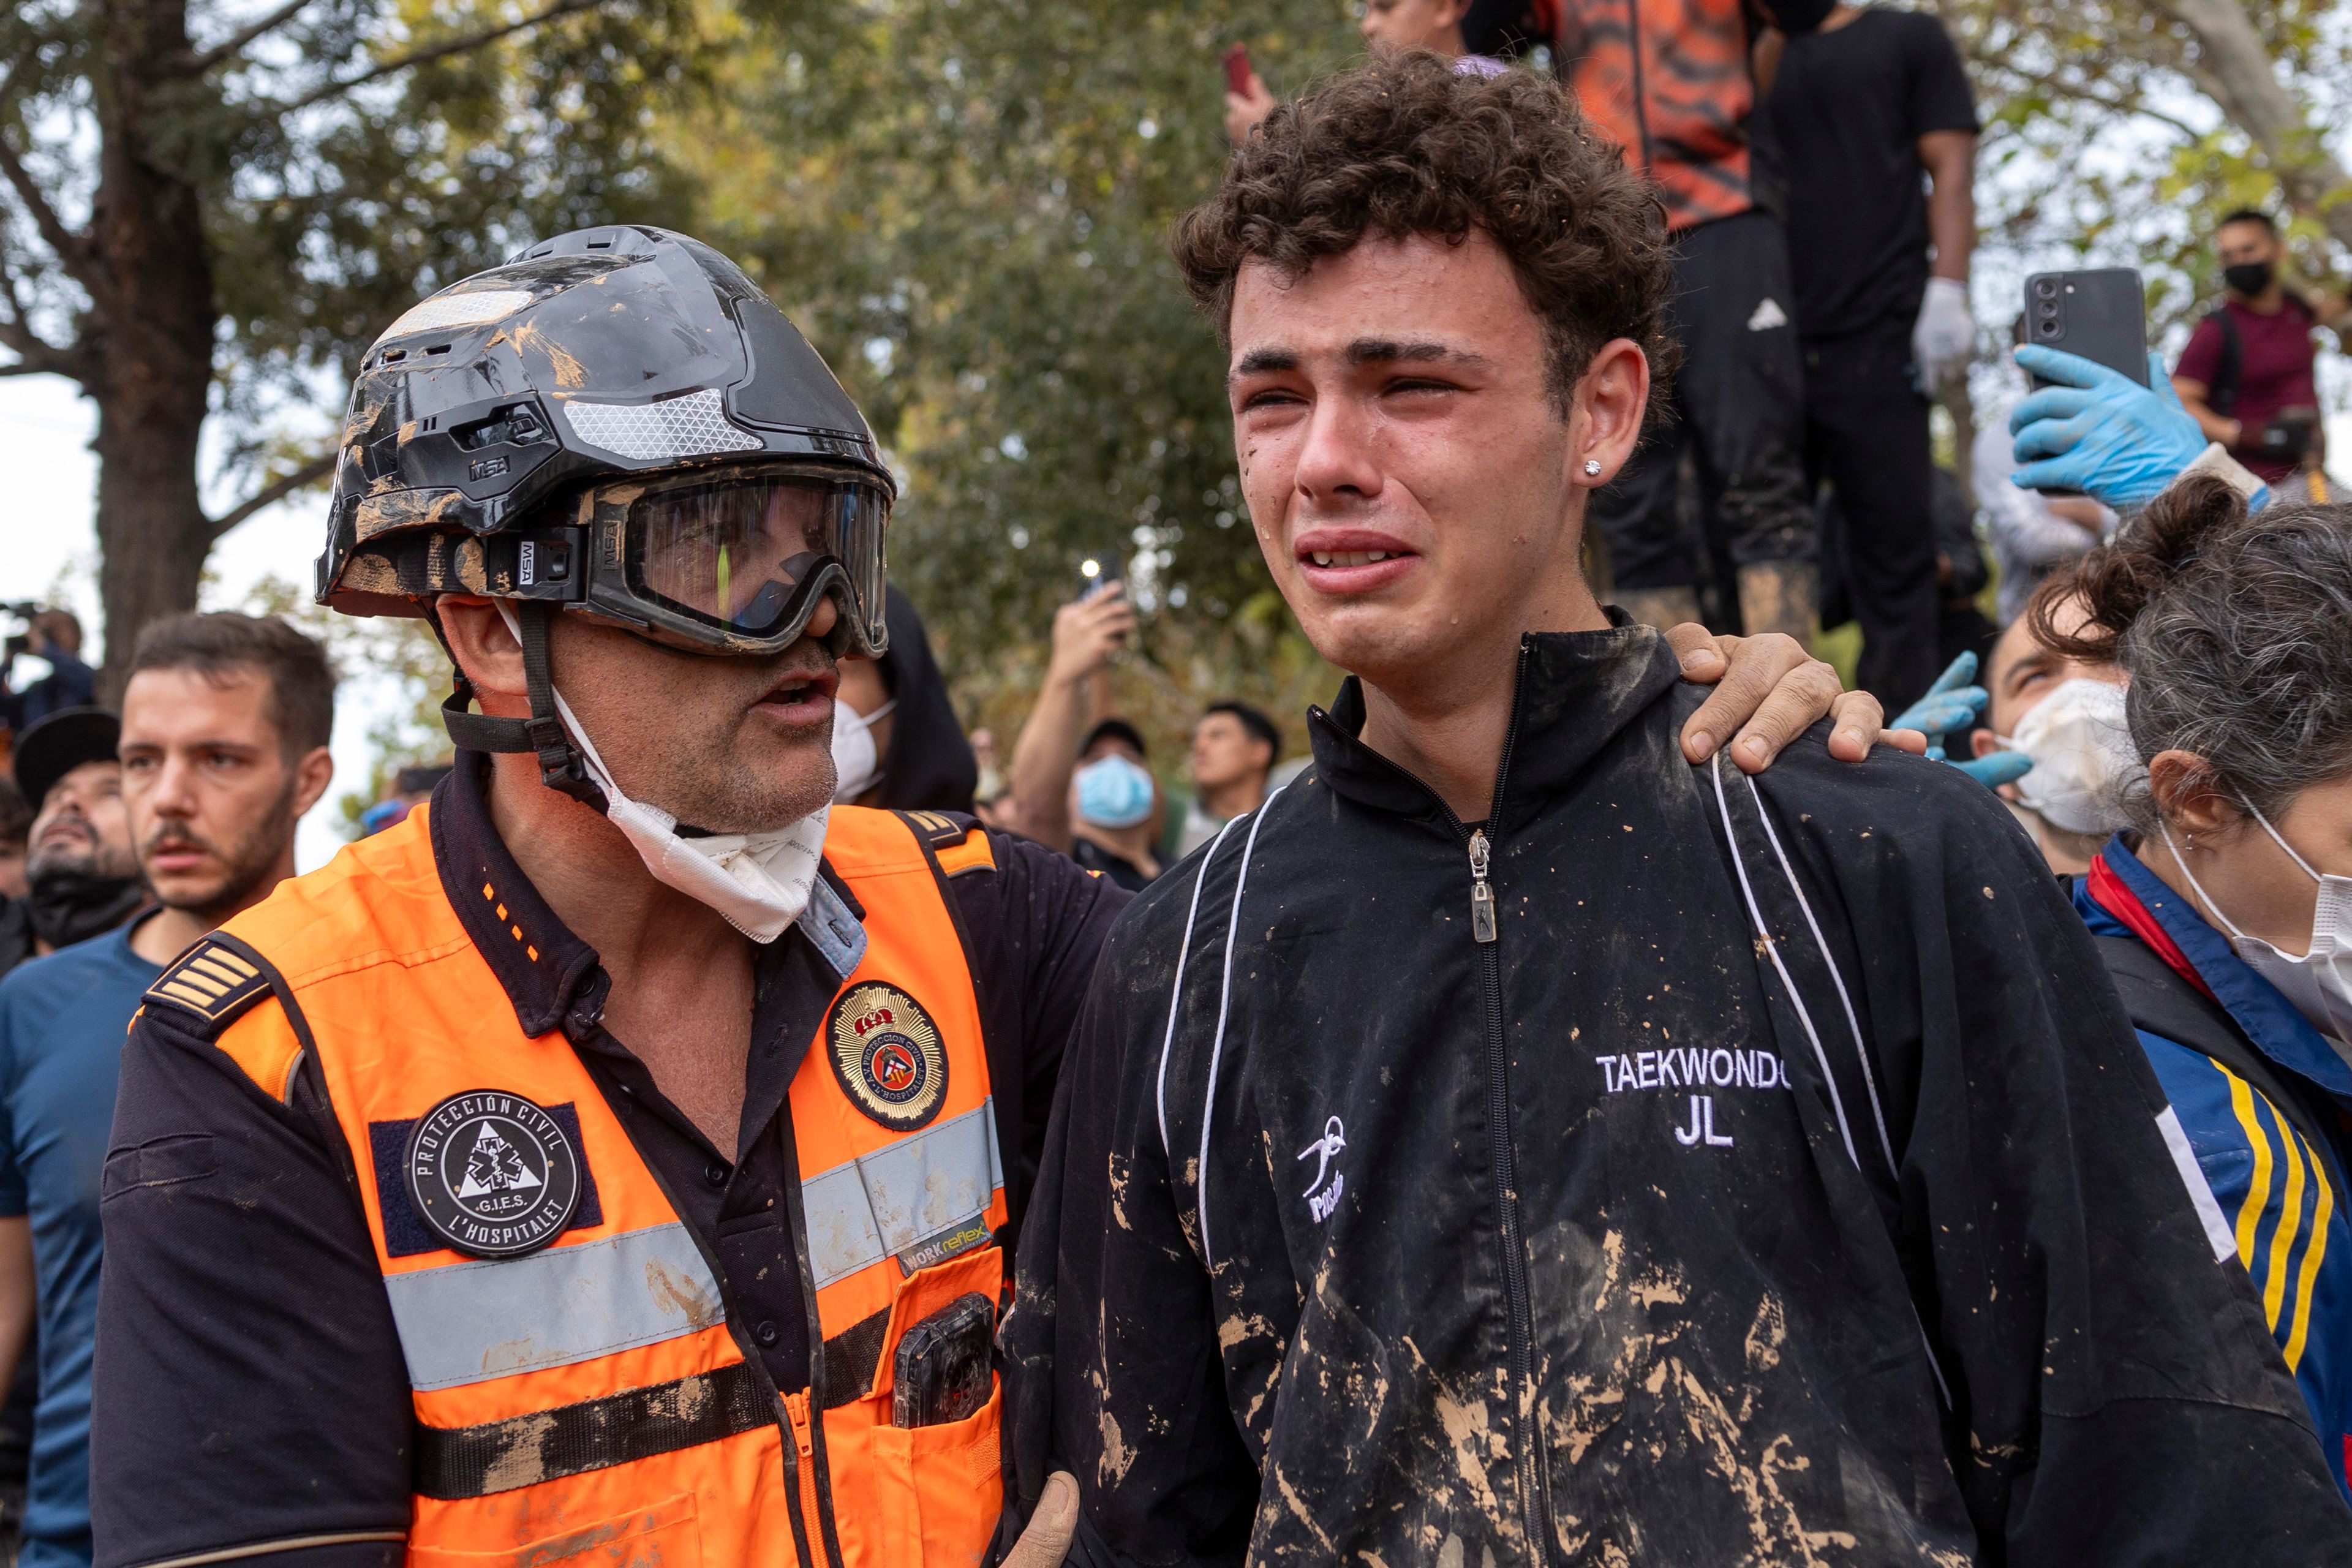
[826, 982, 948, 1131]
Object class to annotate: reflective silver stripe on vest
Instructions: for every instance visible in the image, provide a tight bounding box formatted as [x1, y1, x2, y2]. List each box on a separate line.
[803, 1099, 1003, 1289]
[386, 1221, 725, 1392]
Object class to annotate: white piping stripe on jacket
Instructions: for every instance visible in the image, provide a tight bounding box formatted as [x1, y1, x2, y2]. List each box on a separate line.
[1741, 771, 1899, 1173]
[1711, 755, 1860, 1165]
[1197, 785, 1286, 1273]
[1158, 813, 1245, 1157]
[1712, 753, 1951, 1409]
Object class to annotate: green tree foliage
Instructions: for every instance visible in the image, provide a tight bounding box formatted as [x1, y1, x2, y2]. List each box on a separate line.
[1940, 0, 2352, 341]
[0, 0, 712, 693]
[677, 0, 1362, 752]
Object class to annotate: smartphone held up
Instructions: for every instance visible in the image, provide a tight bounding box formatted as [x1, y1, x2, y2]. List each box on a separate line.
[2022, 268, 2147, 391]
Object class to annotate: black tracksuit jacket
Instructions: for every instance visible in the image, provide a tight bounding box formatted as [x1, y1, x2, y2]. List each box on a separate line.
[1007, 625, 2352, 1566]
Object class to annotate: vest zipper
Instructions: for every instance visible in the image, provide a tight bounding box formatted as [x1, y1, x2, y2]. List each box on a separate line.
[784, 1391, 826, 1568]
[1439, 644, 1551, 1564]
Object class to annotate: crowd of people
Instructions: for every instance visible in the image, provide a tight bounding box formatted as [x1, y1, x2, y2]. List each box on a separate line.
[0, 12, 2346, 1568]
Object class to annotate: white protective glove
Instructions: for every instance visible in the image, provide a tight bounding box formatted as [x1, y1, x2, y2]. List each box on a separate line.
[1912, 277, 1974, 391]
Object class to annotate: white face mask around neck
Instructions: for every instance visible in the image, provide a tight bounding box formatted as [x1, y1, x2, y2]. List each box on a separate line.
[2162, 809, 2352, 1056]
[495, 601, 827, 943]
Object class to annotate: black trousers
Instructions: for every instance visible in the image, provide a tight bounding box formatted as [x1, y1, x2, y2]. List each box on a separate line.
[1803, 319, 1941, 710]
[1592, 209, 1813, 598]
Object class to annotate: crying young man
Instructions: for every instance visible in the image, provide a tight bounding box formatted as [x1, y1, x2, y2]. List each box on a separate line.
[1006, 55, 2352, 1566]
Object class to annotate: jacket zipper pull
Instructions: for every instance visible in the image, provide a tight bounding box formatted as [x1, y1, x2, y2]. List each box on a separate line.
[1468, 829, 1497, 944]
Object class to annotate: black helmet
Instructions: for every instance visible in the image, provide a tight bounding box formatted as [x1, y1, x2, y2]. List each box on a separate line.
[316, 226, 894, 806]
[318, 224, 891, 656]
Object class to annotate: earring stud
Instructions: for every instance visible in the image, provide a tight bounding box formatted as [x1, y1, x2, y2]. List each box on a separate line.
[1583, 458, 1602, 477]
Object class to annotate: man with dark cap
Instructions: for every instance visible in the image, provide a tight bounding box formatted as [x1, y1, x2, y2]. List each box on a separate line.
[0, 712, 141, 979]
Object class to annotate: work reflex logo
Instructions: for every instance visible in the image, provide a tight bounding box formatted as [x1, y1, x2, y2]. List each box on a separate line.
[405, 1091, 584, 1257]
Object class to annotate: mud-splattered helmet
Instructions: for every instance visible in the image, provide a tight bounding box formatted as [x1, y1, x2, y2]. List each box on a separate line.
[315, 226, 892, 805]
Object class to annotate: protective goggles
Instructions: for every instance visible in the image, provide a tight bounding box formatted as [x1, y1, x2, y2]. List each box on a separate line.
[497, 462, 892, 658]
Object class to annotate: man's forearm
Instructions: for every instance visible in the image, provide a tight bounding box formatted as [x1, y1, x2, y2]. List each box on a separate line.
[2172, 384, 2238, 447]
[1008, 675, 1089, 853]
[1919, 133, 1975, 282]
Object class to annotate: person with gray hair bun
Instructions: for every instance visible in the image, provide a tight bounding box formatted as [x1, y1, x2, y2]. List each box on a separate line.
[2057, 471, 2352, 1496]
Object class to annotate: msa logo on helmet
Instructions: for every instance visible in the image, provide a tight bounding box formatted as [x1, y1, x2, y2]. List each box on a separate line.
[404, 1091, 583, 1259]
[826, 982, 949, 1131]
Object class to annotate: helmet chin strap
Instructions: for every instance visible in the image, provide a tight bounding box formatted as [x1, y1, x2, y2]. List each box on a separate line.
[436, 600, 610, 814]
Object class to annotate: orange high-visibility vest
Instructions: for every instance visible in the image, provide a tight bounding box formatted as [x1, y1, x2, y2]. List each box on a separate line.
[158, 803, 1009, 1567]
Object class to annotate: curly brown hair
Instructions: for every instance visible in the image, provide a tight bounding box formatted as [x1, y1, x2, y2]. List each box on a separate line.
[1171, 51, 1676, 417]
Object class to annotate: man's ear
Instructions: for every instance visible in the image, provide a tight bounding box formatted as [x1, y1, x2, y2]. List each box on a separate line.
[1571, 339, 1652, 490]
[290, 745, 336, 821]
[435, 597, 527, 713]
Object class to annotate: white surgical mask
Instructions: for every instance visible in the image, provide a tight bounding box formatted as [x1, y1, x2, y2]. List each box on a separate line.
[2163, 811, 2352, 1056]
[497, 602, 826, 943]
[831, 698, 894, 804]
[1996, 677, 2142, 837]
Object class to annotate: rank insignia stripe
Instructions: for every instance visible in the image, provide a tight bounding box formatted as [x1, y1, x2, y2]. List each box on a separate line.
[143, 941, 271, 1028]
[895, 809, 971, 851]
[826, 981, 950, 1132]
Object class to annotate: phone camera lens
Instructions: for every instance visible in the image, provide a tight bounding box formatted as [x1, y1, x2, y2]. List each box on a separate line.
[2034, 279, 2059, 300]
[2037, 300, 2059, 319]
[2037, 318, 2060, 337]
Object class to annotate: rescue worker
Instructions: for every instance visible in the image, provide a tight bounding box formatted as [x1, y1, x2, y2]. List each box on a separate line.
[1009, 56, 2352, 1563]
[87, 226, 1872, 1567]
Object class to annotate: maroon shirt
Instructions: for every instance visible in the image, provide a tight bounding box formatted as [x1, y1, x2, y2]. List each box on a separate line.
[2176, 296, 2321, 483]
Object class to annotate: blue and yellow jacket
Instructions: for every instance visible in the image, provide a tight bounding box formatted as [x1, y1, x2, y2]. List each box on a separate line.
[2076, 834, 2352, 1498]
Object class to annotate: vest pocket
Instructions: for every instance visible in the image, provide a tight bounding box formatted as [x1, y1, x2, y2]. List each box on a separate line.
[842, 1245, 1008, 1564]
[407, 1491, 700, 1566]
[869, 1373, 1004, 1566]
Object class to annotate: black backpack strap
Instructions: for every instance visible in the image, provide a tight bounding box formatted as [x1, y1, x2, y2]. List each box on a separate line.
[2092, 934, 2346, 1196]
[1703, 753, 1952, 1407]
[2206, 307, 2243, 418]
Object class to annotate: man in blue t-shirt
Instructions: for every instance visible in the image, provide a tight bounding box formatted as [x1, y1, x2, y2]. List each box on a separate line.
[0, 614, 333, 1566]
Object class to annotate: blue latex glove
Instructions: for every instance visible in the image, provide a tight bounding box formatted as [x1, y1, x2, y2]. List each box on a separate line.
[2008, 347, 2206, 510]
[1948, 750, 2035, 788]
[1890, 652, 1989, 761]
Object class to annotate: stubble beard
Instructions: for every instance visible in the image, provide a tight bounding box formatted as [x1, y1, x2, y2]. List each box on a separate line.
[151, 777, 300, 924]
[28, 829, 137, 884]
[628, 720, 837, 835]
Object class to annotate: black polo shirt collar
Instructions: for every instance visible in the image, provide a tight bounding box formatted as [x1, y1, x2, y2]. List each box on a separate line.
[431, 752, 603, 1039]
[428, 751, 867, 1042]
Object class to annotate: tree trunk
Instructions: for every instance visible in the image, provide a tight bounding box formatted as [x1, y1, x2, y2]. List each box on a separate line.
[87, 0, 218, 702]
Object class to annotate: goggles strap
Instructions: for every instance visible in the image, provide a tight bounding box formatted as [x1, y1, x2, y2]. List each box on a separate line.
[437, 601, 610, 814]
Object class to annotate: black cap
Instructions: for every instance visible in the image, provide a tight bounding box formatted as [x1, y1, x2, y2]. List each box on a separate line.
[13, 707, 120, 810]
[1081, 717, 1148, 760]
